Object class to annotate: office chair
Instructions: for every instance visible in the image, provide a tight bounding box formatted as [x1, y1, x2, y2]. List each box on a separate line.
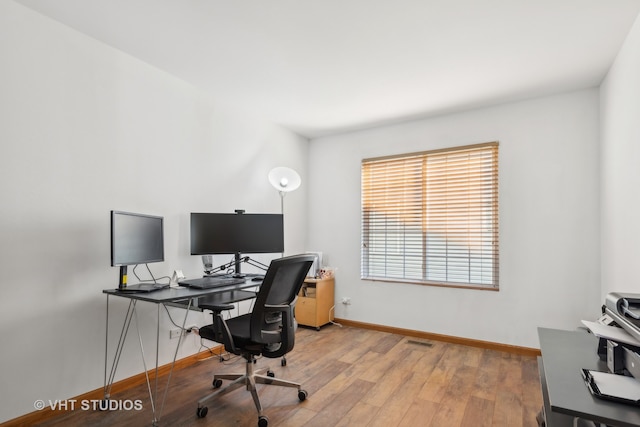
[196, 254, 315, 427]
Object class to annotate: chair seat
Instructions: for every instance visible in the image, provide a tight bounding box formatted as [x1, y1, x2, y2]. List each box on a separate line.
[199, 313, 277, 355]
[199, 314, 253, 343]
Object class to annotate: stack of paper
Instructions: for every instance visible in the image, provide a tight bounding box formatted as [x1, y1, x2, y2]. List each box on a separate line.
[581, 320, 640, 347]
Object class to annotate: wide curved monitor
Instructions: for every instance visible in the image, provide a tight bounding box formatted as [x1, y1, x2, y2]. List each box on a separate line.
[190, 213, 284, 255]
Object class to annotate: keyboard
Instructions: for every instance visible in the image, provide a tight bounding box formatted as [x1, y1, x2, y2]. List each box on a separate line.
[179, 276, 246, 289]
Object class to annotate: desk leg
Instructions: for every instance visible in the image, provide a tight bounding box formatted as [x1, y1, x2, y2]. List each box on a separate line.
[156, 298, 194, 421]
[104, 297, 137, 400]
[133, 304, 158, 423]
[103, 297, 194, 426]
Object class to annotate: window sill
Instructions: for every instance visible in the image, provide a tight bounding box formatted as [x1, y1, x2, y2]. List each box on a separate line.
[361, 276, 499, 291]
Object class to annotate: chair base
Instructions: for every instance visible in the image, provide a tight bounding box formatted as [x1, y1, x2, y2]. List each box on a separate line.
[197, 355, 304, 419]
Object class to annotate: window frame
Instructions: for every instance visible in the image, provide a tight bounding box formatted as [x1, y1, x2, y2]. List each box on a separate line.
[361, 141, 499, 291]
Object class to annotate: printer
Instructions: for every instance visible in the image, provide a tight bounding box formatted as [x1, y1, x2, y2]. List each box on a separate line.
[603, 292, 640, 379]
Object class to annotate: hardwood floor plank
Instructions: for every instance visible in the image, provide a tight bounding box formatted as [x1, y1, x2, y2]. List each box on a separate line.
[288, 356, 351, 395]
[410, 340, 447, 376]
[367, 371, 430, 427]
[336, 330, 381, 364]
[357, 337, 423, 385]
[370, 332, 405, 354]
[492, 389, 524, 427]
[302, 379, 375, 427]
[461, 396, 495, 427]
[277, 407, 318, 427]
[496, 353, 523, 394]
[429, 400, 468, 427]
[470, 349, 502, 401]
[460, 345, 485, 368]
[300, 355, 379, 413]
[428, 363, 478, 427]
[491, 353, 526, 427]
[521, 356, 543, 427]
[418, 360, 457, 403]
[443, 364, 477, 399]
[361, 368, 412, 408]
[397, 399, 439, 426]
[333, 401, 378, 427]
[390, 343, 433, 374]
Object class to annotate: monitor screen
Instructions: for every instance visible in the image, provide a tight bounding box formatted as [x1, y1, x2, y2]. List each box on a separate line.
[190, 213, 284, 255]
[110, 210, 164, 266]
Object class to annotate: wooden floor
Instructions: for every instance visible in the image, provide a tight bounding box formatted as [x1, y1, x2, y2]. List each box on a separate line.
[37, 325, 542, 427]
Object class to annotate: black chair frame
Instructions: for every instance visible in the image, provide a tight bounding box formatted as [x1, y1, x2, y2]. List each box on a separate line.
[196, 254, 315, 427]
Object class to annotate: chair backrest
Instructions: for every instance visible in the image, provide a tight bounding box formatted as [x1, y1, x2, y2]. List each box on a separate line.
[249, 254, 315, 358]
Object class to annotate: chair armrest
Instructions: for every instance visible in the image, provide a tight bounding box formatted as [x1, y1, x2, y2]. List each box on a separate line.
[199, 302, 235, 312]
[198, 304, 238, 354]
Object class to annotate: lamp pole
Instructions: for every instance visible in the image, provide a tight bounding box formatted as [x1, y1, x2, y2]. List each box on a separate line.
[268, 167, 301, 257]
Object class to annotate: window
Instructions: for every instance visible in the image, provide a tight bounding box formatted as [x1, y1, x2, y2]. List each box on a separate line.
[361, 142, 499, 290]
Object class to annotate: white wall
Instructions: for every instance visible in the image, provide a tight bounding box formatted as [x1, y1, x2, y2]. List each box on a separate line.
[308, 89, 601, 349]
[0, 2, 308, 423]
[600, 15, 640, 298]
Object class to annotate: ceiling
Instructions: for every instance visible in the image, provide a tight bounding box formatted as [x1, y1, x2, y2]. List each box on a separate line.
[14, 0, 640, 138]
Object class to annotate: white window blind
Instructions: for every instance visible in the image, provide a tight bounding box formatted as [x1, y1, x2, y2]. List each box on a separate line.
[361, 142, 499, 289]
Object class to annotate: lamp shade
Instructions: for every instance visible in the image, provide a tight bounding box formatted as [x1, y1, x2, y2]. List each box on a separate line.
[268, 167, 301, 193]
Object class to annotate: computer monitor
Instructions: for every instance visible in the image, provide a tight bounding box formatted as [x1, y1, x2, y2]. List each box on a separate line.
[111, 210, 164, 288]
[190, 212, 284, 274]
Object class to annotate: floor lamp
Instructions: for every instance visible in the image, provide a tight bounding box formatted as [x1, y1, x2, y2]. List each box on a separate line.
[268, 167, 301, 257]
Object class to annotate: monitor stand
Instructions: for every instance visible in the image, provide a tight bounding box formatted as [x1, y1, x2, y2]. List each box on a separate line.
[118, 266, 128, 290]
[232, 252, 245, 278]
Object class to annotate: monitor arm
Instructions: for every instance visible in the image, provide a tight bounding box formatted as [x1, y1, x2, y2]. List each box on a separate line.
[204, 255, 269, 276]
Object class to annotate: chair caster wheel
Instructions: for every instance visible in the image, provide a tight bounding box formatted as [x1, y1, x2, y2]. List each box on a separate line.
[213, 379, 223, 388]
[197, 406, 208, 418]
[258, 415, 269, 427]
[298, 389, 308, 401]
[281, 357, 287, 366]
[265, 370, 275, 384]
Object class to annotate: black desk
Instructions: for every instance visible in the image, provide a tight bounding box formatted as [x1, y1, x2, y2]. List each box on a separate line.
[103, 282, 258, 426]
[538, 328, 640, 427]
[103, 283, 258, 304]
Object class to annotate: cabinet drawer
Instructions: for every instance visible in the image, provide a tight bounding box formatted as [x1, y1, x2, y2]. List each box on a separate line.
[295, 296, 317, 326]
